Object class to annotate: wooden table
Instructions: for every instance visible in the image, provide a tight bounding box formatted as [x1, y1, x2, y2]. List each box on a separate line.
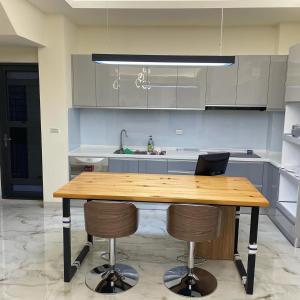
[53, 172, 269, 295]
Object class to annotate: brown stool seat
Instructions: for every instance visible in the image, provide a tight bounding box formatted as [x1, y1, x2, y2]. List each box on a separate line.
[84, 201, 139, 294]
[164, 204, 221, 298]
[167, 204, 221, 242]
[84, 201, 138, 238]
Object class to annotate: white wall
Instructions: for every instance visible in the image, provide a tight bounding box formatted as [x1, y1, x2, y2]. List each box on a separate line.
[0, 46, 37, 62]
[76, 25, 278, 55]
[38, 15, 76, 204]
[1, 0, 46, 46]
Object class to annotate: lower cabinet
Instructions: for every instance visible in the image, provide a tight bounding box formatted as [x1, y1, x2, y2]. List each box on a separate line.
[225, 161, 264, 190]
[108, 158, 168, 174]
[262, 163, 280, 218]
[167, 160, 197, 175]
[139, 159, 168, 174]
[225, 161, 265, 213]
[108, 158, 139, 173]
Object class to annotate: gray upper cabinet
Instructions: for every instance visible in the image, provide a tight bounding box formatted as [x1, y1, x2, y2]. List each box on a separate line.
[96, 64, 119, 107]
[147, 66, 177, 108]
[267, 56, 287, 111]
[119, 66, 148, 108]
[236, 55, 270, 106]
[206, 58, 238, 106]
[72, 55, 287, 109]
[285, 44, 300, 103]
[177, 67, 207, 109]
[72, 55, 96, 107]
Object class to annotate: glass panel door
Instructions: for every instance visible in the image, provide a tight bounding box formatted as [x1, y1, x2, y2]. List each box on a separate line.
[0, 66, 43, 199]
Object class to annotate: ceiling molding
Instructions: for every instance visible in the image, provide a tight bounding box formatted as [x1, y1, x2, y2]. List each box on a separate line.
[65, 0, 300, 9]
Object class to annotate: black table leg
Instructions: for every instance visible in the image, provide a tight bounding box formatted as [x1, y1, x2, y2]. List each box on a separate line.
[234, 206, 260, 295]
[62, 198, 92, 282]
[246, 206, 259, 294]
[87, 199, 93, 244]
[234, 206, 240, 255]
[63, 198, 74, 282]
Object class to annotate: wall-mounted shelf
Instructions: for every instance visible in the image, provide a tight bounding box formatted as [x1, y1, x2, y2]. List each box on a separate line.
[277, 43, 300, 248]
[279, 168, 300, 185]
[283, 133, 300, 146]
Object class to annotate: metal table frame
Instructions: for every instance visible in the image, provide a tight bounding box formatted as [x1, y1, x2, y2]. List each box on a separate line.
[234, 206, 260, 295]
[62, 198, 260, 295]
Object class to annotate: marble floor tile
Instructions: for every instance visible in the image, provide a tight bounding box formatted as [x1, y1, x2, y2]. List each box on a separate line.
[1, 199, 300, 299]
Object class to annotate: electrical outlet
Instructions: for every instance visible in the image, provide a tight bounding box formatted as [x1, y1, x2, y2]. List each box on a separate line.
[50, 128, 60, 134]
[176, 129, 183, 135]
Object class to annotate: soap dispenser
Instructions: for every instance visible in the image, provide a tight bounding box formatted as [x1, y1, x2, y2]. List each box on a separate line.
[147, 135, 154, 153]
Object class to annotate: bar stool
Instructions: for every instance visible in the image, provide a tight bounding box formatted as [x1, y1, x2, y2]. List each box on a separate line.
[176, 152, 230, 265]
[84, 201, 138, 294]
[164, 204, 221, 297]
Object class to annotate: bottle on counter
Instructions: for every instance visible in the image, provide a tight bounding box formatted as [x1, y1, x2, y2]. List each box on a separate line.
[147, 135, 154, 153]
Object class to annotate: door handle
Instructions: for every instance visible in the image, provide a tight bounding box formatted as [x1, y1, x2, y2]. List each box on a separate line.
[3, 134, 12, 148]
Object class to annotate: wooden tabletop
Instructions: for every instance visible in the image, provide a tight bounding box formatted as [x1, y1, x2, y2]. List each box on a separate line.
[53, 172, 269, 207]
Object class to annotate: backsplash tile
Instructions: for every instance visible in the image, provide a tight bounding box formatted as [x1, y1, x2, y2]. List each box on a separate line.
[69, 108, 284, 152]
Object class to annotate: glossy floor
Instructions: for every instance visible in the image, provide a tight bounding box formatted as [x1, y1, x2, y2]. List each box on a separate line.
[0, 199, 300, 300]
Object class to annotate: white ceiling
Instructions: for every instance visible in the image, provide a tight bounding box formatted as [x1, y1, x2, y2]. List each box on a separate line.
[26, 0, 300, 27]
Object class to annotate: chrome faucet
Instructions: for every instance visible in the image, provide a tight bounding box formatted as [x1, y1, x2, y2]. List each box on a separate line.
[120, 129, 128, 152]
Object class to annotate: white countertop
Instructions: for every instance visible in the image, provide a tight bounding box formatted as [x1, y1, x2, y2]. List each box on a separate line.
[69, 145, 282, 168]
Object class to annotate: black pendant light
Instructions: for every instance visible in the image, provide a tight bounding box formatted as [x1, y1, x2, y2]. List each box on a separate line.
[92, 54, 235, 66]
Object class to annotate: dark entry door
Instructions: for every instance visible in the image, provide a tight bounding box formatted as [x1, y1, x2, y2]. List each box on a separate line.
[0, 65, 43, 199]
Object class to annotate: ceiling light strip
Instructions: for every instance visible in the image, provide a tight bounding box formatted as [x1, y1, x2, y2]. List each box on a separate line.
[92, 54, 235, 66]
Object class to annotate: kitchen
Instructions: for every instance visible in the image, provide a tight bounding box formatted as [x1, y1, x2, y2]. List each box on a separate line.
[1, 1, 300, 299]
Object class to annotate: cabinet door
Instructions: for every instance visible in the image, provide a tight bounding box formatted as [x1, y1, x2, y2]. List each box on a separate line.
[285, 44, 300, 103]
[108, 158, 139, 173]
[225, 161, 264, 188]
[138, 159, 168, 174]
[177, 67, 206, 109]
[236, 56, 270, 106]
[264, 163, 279, 218]
[167, 160, 197, 175]
[119, 66, 147, 107]
[72, 55, 96, 107]
[96, 64, 119, 107]
[267, 56, 287, 111]
[206, 58, 238, 106]
[147, 66, 177, 108]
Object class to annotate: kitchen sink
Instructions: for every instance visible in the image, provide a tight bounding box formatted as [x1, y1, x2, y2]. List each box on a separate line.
[114, 149, 166, 155]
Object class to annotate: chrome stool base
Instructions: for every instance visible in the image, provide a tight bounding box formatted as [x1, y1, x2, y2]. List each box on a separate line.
[100, 251, 129, 262]
[176, 254, 206, 266]
[164, 266, 217, 297]
[85, 263, 138, 294]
